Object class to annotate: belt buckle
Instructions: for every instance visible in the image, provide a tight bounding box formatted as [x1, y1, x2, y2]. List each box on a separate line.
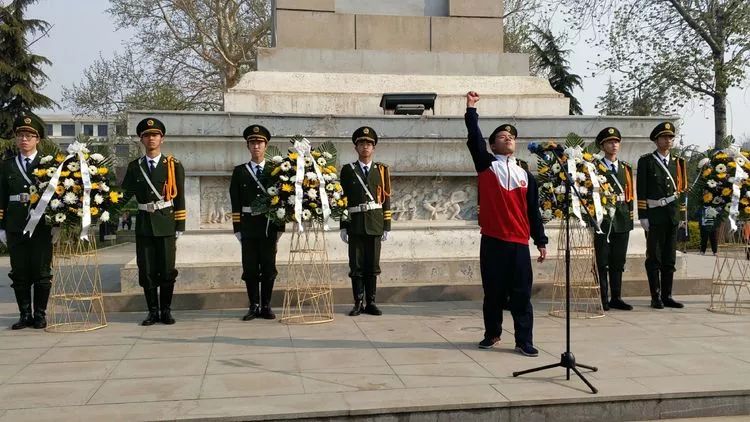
[19, 193, 29, 204]
[146, 203, 156, 213]
[659, 198, 668, 207]
[359, 204, 368, 212]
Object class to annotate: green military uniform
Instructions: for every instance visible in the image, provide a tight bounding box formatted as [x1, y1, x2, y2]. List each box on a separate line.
[340, 126, 392, 316]
[121, 118, 186, 325]
[229, 124, 284, 320]
[593, 127, 634, 311]
[0, 115, 53, 330]
[636, 122, 687, 309]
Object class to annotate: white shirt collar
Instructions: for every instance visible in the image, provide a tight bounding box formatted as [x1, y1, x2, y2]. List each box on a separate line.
[603, 157, 619, 168]
[251, 160, 266, 169]
[144, 154, 162, 165]
[20, 151, 37, 162]
[656, 151, 670, 162]
[358, 160, 372, 170]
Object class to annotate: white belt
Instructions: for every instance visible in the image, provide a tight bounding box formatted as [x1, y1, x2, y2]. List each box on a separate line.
[647, 195, 677, 208]
[241, 206, 262, 216]
[137, 200, 173, 213]
[8, 194, 30, 203]
[615, 194, 626, 203]
[348, 202, 382, 214]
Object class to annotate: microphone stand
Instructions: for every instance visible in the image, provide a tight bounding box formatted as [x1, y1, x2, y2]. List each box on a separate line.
[512, 150, 599, 394]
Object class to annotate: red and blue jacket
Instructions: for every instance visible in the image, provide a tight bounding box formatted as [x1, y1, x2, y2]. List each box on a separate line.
[465, 108, 547, 247]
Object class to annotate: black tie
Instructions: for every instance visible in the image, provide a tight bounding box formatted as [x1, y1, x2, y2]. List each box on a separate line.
[24, 157, 31, 172]
[255, 165, 262, 177]
[149, 159, 155, 174]
[363, 166, 369, 178]
[610, 163, 617, 174]
[662, 158, 668, 167]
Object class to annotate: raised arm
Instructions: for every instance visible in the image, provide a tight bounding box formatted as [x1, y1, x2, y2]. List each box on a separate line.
[464, 91, 493, 172]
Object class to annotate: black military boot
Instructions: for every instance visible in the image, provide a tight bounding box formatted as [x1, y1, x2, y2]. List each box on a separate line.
[160, 284, 176, 324]
[141, 288, 160, 326]
[607, 271, 632, 310]
[364, 276, 382, 315]
[660, 271, 684, 308]
[259, 278, 276, 319]
[243, 280, 261, 321]
[598, 270, 610, 311]
[349, 277, 365, 316]
[11, 287, 33, 330]
[32, 283, 51, 329]
[647, 270, 663, 309]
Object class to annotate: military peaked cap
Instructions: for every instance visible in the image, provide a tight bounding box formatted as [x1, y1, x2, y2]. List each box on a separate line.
[136, 118, 166, 137]
[352, 126, 378, 145]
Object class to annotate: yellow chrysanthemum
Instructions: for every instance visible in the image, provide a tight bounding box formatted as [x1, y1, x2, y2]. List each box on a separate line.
[554, 209, 564, 218]
[55, 154, 65, 163]
[337, 199, 344, 207]
[729, 161, 737, 168]
[601, 196, 608, 205]
[270, 196, 280, 205]
[703, 192, 713, 203]
[90, 207, 99, 216]
[538, 166, 549, 174]
[55, 185, 64, 195]
[559, 172, 567, 180]
[717, 173, 727, 179]
[73, 172, 82, 178]
[722, 187, 732, 197]
[33, 169, 46, 177]
[583, 152, 593, 161]
[60, 171, 70, 177]
[98, 167, 108, 175]
[745, 206, 750, 215]
[109, 191, 120, 204]
[309, 203, 317, 208]
[281, 183, 293, 192]
[543, 201, 552, 210]
[30, 193, 40, 204]
[91, 183, 99, 190]
[702, 168, 712, 177]
[288, 152, 298, 160]
[742, 198, 749, 206]
[311, 151, 321, 158]
[72, 185, 82, 193]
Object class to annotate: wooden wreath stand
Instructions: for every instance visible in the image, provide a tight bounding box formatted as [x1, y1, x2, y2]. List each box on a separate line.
[709, 223, 750, 315]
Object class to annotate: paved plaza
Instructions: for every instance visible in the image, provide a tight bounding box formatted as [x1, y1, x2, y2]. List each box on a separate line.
[0, 291, 749, 421]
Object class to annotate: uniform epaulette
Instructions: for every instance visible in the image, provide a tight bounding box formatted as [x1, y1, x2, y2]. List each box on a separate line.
[375, 162, 388, 169]
[640, 152, 652, 159]
[622, 161, 631, 168]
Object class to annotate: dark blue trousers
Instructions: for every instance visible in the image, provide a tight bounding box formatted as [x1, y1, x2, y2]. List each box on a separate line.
[480, 235, 534, 347]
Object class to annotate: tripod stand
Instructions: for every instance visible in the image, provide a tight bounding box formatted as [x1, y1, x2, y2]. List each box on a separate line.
[512, 151, 599, 394]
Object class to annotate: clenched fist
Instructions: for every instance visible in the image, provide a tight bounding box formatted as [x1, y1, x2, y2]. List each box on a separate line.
[466, 91, 480, 108]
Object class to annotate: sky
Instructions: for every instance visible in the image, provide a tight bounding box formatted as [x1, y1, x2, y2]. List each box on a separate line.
[18, 0, 750, 149]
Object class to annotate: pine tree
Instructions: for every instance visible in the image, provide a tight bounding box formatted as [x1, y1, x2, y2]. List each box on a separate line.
[596, 78, 626, 116]
[0, 0, 56, 139]
[529, 28, 584, 115]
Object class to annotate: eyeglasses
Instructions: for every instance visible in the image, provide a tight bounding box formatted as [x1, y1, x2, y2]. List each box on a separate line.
[16, 133, 38, 140]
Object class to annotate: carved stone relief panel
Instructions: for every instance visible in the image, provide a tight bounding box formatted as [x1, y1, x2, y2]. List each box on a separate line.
[200, 176, 233, 229]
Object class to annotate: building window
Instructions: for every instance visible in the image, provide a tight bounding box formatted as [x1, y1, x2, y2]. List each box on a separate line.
[83, 124, 94, 136]
[45, 124, 53, 137]
[61, 124, 75, 137]
[115, 145, 130, 157]
[97, 124, 108, 137]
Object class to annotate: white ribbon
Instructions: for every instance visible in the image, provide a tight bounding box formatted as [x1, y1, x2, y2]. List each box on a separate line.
[292, 139, 310, 232]
[312, 156, 331, 231]
[24, 141, 93, 240]
[584, 161, 604, 233]
[728, 153, 748, 232]
[564, 146, 584, 225]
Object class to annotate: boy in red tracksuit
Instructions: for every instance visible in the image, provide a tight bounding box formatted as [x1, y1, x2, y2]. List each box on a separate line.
[465, 91, 548, 357]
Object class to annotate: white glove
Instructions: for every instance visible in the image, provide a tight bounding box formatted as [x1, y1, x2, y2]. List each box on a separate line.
[340, 229, 348, 244]
[640, 219, 649, 231]
[381, 231, 390, 241]
[0, 230, 6, 245]
[235, 232, 242, 242]
[175, 231, 183, 239]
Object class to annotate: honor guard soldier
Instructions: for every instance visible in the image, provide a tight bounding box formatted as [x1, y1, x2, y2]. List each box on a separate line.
[0, 115, 53, 329]
[121, 118, 186, 325]
[230, 124, 284, 320]
[594, 127, 634, 311]
[637, 122, 687, 309]
[339, 126, 392, 316]
[465, 92, 548, 357]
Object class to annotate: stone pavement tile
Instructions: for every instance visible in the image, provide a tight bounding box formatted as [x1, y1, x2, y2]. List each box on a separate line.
[393, 361, 497, 388]
[343, 384, 508, 413]
[0, 333, 61, 350]
[54, 332, 141, 347]
[7, 361, 118, 384]
[648, 353, 750, 375]
[704, 321, 750, 335]
[0, 400, 190, 422]
[585, 355, 684, 379]
[0, 348, 47, 366]
[210, 337, 294, 355]
[572, 324, 661, 341]
[641, 323, 732, 338]
[296, 348, 387, 371]
[377, 346, 473, 366]
[137, 327, 217, 343]
[686, 335, 750, 353]
[207, 352, 298, 375]
[89, 375, 203, 404]
[288, 319, 363, 340]
[215, 324, 290, 340]
[492, 377, 657, 402]
[631, 372, 750, 394]
[0, 365, 23, 384]
[300, 369, 404, 393]
[110, 356, 209, 379]
[470, 351, 570, 379]
[200, 372, 305, 399]
[0, 380, 101, 409]
[36, 344, 131, 363]
[616, 337, 716, 356]
[125, 342, 212, 359]
[534, 341, 635, 359]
